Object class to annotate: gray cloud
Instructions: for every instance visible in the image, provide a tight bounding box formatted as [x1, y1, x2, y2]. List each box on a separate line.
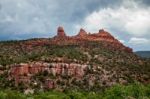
[139, 0, 150, 6]
[0, 0, 122, 37]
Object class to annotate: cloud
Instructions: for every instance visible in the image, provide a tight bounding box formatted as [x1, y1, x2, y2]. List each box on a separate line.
[75, 0, 150, 37]
[74, 0, 150, 51]
[129, 37, 149, 45]
[128, 37, 150, 51]
[0, 0, 122, 39]
[138, 0, 150, 7]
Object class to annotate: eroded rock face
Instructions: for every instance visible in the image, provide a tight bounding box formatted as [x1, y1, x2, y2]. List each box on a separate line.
[7, 61, 149, 90]
[9, 62, 88, 86]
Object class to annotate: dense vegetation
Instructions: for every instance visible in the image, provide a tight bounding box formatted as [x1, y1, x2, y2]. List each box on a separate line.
[0, 39, 145, 66]
[0, 40, 88, 66]
[0, 83, 150, 99]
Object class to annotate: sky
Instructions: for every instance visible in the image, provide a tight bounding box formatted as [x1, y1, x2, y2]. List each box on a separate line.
[0, 0, 150, 51]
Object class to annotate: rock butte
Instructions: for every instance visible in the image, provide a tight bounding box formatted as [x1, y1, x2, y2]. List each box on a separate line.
[21, 26, 132, 53]
[52, 26, 132, 53]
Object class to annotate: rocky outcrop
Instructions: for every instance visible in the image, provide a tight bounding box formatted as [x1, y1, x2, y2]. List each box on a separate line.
[9, 62, 88, 86]
[55, 26, 67, 38]
[7, 60, 150, 90]
[51, 27, 132, 53]
[76, 28, 87, 38]
[18, 27, 132, 53]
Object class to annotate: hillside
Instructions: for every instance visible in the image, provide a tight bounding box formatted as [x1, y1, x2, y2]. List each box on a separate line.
[0, 27, 149, 93]
[135, 51, 150, 58]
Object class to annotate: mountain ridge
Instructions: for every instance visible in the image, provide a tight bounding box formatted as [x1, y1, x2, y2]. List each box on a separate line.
[135, 51, 150, 58]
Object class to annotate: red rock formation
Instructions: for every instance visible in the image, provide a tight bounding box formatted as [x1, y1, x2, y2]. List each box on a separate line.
[85, 29, 119, 44]
[18, 27, 132, 53]
[10, 63, 29, 76]
[76, 28, 87, 38]
[11, 26, 133, 53]
[50, 27, 133, 53]
[9, 62, 88, 85]
[56, 26, 66, 38]
[98, 29, 116, 40]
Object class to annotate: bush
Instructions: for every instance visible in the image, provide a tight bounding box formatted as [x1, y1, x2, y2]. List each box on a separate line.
[103, 82, 150, 99]
[0, 83, 149, 99]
